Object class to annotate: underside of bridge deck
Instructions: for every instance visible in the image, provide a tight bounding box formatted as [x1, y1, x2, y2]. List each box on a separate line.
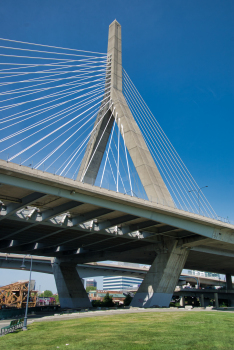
[0, 160, 234, 307]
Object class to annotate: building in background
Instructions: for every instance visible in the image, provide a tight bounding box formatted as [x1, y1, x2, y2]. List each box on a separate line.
[88, 290, 126, 304]
[187, 270, 220, 279]
[103, 276, 142, 291]
[86, 279, 97, 289]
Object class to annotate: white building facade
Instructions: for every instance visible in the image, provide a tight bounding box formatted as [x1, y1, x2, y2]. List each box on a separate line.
[103, 276, 142, 291]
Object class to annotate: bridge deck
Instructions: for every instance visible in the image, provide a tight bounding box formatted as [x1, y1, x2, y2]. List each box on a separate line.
[0, 160, 234, 274]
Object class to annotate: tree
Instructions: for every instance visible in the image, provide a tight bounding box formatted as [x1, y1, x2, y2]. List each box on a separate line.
[53, 294, 60, 304]
[102, 292, 115, 307]
[92, 300, 102, 307]
[41, 290, 53, 297]
[86, 286, 97, 293]
[124, 293, 133, 306]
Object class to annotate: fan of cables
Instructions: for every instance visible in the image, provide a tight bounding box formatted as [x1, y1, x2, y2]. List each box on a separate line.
[122, 68, 217, 219]
[0, 38, 112, 179]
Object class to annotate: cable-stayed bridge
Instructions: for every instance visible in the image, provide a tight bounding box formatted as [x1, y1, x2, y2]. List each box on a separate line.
[0, 20, 233, 308]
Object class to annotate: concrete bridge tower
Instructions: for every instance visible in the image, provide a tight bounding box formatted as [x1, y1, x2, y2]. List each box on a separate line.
[54, 20, 189, 308]
[77, 20, 174, 207]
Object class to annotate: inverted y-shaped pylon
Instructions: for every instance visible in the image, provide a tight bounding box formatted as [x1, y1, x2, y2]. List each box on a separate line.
[77, 20, 174, 207]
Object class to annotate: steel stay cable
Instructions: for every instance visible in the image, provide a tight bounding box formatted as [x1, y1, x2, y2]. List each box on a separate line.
[2, 87, 111, 155]
[0, 37, 107, 55]
[34, 107, 101, 169]
[61, 100, 112, 176]
[80, 105, 113, 181]
[1, 92, 106, 158]
[124, 75, 212, 216]
[0, 86, 106, 139]
[1, 88, 110, 155]
[63, 100, 114, 177]
[0, 67, 108, 96]
[0, 70, 109, 123]
[22, 103, 102, 167]
[123, 69, 216, 217]
[123, 72, 202, 212]
[122, 84, 182, 209]
[109, 146, 126, 193]
[0, 65, 107, 90]
[0, 64, 108, 84]
[0, 75, 106, 107]
[0, 68, 109, 112]
[108, 156, 117, 187]
[123, 78, 194, 213]
[123, 71, 201, 213]
[34, 98, 112, 170]
[0, 58, 108, 75]
[46, 122, 94, 174]
[0, 63, 109, 75]
[0, 85, 108, 135]
[0, 87, 110, 149]
[0, 71, 107, 97]
[100, 117, 116, 187]
[122, 123, 133, 196]
[0, 82, 109, 137]
[0, 51, 107, 62]
[0, 58, 107, 86]
[0, 71, 109, 112]
[123, 84, 190, 211]
[8, 93, 111, 162]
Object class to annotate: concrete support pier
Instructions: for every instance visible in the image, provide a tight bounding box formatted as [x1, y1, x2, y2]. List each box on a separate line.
[180, 296, 185, 307]
[226, 273, 234, 306]
[53, 259, 91, 309]
[131, 240, 189, 308]
[199, 294, 205, 308]
[214, 293, 219, 308]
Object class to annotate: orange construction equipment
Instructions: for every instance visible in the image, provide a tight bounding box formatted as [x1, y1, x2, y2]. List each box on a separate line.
[0, 281, 37, 308]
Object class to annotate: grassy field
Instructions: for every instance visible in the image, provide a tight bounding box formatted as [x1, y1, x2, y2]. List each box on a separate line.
[0, 311, 234, 350]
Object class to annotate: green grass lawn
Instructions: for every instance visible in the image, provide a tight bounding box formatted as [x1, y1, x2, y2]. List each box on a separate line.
[1, 311, 234, 350]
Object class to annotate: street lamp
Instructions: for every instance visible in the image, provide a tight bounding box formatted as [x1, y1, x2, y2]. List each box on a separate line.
[188, 186, 208, 215]
[20, 255, 33, 331]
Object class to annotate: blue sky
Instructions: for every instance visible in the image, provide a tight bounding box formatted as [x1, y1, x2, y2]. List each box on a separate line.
[0, 0, 233, 291]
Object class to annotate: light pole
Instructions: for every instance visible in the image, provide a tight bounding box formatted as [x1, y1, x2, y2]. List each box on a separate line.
[188, 186, 208, 215]
[20, 255, 33, 331]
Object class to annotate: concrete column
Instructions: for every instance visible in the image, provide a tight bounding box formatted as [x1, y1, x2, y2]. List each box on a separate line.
[214, 293, 219, 308]
[200, 294, 205, 308]
[53, 259, 91, 309]
[131, 240, 189, 308]
[180, 296, 185, 307]
[226, 273, 232, 290]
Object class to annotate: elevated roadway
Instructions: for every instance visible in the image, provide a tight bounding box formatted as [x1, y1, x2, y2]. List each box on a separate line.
[0, 160, 233, 274]
[0, 253, 229, 288]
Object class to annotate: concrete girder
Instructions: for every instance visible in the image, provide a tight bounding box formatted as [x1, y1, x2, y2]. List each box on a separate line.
[55, 243, 160, 265]
[179, 236, 211, 248]
[0, 192, 47, 221]
[76, 221, 160, 251]
[191, 246, 234, 258]
[0, 200, 83, 240]
[41, 201, 83, 221]
[121, 220, 160, 234]
[0, 215, 159, 256]
[71, 208, 114, 226]
[0, 172, 233, 245]
[96, 214, 138, 231]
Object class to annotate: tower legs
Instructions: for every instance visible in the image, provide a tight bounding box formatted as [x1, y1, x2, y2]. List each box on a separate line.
[131, 240, 189, 308]
[53, 259, 91, 309]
